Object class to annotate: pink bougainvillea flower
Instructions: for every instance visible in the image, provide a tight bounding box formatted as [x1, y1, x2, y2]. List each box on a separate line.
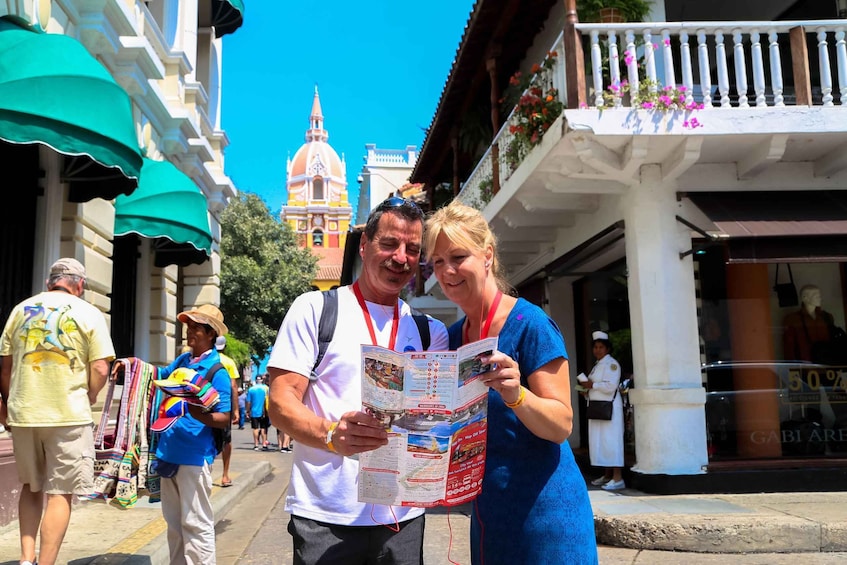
[641, 101, 654, 109]
[663, 38, 671, 47]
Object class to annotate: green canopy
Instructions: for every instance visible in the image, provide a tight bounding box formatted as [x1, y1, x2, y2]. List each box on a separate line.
[114, 158, 212, 267]
[207, 0, 244, 37]
[0, 17, 143, 199]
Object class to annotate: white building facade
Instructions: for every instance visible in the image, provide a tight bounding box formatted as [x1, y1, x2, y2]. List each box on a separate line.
[355, 144, 418, 221]
[0, 0, 241, 364]
[413, 0, 847, 492]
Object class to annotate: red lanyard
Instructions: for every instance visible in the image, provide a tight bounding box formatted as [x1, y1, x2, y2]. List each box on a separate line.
[352, 281, 400, 350]
[464, 290, 503, 344]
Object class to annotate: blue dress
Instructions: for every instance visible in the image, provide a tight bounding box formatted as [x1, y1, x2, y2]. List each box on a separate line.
[449, 298, 598, 565]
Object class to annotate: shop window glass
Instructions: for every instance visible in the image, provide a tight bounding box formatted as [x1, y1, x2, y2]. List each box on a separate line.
[696, 249, 847, 462]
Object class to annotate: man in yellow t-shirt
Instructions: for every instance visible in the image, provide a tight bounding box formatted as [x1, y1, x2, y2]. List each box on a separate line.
[215, 336, 240, 487]
[0, 258, 115, 565]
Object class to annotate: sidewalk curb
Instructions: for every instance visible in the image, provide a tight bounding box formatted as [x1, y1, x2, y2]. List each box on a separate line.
[95, 460, 273, 565]
[596, 514, 822, 553]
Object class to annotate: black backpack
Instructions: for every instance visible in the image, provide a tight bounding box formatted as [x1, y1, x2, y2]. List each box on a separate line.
[311, 288, 431, 378]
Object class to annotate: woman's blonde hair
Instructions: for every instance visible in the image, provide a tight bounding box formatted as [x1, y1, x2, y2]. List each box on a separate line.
[424, 200, 512, 293]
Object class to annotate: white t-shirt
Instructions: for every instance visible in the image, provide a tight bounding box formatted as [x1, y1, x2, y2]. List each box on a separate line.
[268, 285, 449, 526]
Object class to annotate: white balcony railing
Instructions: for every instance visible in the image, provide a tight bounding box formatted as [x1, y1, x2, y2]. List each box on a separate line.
[577, 20, 847, 108]
[458, 20, 847, 209]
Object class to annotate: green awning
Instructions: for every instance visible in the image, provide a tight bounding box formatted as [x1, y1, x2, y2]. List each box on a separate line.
[114, 158, 213, 267]
[0, 17, 143, 200]
[208, 0, 244, 37]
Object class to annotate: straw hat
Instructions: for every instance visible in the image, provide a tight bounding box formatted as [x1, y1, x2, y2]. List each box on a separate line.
[177, 304, 228, 337]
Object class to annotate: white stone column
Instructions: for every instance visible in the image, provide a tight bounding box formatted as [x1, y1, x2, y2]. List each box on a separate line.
[622, 164, 708, 475]
[181, 0, 199, 81]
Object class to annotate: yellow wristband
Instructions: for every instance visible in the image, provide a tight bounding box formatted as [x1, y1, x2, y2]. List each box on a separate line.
[504, 386, 527, 408]
[326, 421, 339, 453]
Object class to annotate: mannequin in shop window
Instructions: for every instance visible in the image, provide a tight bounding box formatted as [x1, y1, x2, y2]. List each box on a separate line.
[782, 285, 834, 363]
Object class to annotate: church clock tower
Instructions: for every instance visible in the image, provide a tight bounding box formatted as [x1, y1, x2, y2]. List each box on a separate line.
[281, 87, 352, 290]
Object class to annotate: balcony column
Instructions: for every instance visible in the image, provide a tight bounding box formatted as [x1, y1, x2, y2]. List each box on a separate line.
[486, 49, 501, 195]
[564, 0, 586, 109]
[622, 164, 708, 475]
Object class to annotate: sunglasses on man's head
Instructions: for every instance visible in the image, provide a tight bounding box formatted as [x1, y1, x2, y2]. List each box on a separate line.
[375, 196, 423, 218]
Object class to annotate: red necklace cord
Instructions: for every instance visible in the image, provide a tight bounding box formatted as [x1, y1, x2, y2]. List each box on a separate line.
[369, 503, 400, 532]
[446, 506, 461, 565]
[463, 290, 503, 344]
[352, 281, 399, 350]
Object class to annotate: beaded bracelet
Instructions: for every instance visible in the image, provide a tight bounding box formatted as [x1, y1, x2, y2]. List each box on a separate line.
[504, 386, 527, 409]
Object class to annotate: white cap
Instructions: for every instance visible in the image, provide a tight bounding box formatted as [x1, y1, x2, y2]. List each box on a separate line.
[592, 331, 609, 341]
[215, 335, 226, 351]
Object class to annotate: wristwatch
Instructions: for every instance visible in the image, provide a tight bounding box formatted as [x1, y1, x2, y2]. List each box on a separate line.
[326, 421, 338, 453]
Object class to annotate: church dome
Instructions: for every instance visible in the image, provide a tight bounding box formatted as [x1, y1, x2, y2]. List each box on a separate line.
[286, 87, 347, 200]
[289, 139, 345, 181]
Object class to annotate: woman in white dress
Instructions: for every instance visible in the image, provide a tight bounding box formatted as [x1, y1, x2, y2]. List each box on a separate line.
[584, 330, 625, 490]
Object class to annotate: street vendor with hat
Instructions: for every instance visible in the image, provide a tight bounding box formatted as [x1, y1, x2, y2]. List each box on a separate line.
[582, 330, 626, 491]
[112, 303, 232, 564]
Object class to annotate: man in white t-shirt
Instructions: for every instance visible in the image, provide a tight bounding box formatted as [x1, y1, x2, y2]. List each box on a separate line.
[267, 197, 448, 564]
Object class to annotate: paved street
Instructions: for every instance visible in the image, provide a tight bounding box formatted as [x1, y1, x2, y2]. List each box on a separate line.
[2, 425, 846, 564]
[216, 427, 847, 565]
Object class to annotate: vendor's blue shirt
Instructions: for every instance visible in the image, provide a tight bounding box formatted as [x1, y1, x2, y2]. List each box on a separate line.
[155, 350, 232, 466]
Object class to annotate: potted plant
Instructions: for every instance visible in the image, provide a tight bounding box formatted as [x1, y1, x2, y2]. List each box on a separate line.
[577, 0, 653, 23]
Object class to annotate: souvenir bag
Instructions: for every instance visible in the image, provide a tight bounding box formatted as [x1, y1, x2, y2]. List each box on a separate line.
[586, 388, 617, 420]
[112, 359, 144, 508]
[88, 361, 133, 501]
[112, 358, 159, 508]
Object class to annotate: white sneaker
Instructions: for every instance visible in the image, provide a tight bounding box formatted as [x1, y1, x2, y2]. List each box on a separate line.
[590, 476, 610, 486]
[602, 479, 626, 491]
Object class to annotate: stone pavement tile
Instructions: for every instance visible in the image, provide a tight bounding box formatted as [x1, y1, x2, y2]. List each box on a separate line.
[593, 500, 668, 515]
[423, 505, 470, 565]
[643, 497, 753, 514]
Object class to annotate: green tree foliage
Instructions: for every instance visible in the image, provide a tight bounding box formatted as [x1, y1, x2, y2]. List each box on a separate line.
[219, 193, 317, 357]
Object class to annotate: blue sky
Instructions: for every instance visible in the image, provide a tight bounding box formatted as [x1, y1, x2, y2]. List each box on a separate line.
[221, 1, 474, 220]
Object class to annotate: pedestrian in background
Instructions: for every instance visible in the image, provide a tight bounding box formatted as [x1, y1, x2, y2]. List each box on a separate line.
[425, 201, 598, 565]
[246, 374, 269, 450]
[267, 197, 448, 565]
[215, 336, 239, 487]
[0, 258, 115, 565]
[237, 386, 247, 429]
[584, 330, 626, 490]
[115, 304, 233, 564]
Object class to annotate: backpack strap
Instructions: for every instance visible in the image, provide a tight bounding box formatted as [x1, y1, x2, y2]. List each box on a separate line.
[410, 308, 431, 351]
[206, 362, 225, 381]
[312, 289, 338, 378]
[310, 289, 432, 378]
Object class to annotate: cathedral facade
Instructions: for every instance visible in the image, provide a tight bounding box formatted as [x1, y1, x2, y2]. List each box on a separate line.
[281, 88, 352, 290]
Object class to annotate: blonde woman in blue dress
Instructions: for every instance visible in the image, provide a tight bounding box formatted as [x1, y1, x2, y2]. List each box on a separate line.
[584, 330, 625, 490]
[426, 201, 597, 565]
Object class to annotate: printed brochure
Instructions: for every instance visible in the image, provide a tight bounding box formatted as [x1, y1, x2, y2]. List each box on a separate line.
[357, 337, 498, 507]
